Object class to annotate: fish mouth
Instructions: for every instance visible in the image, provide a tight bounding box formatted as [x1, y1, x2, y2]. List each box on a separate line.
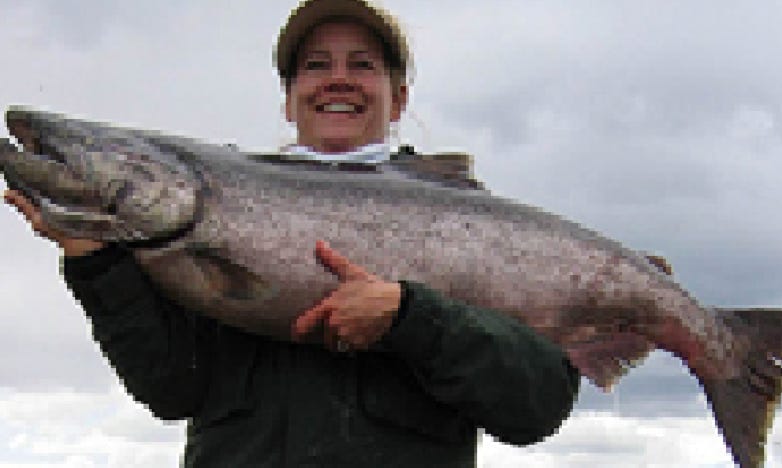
[6, 110, 44, 156]
[0, 136, 111, 221]
[2, 107, 90, 203]
[6, 106, 72, 166]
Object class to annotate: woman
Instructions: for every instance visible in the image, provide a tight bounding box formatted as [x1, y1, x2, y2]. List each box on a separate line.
[4, 0, 579, 466]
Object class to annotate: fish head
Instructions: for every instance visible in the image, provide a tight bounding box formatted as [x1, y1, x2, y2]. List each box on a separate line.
[1, 106, 200, 242]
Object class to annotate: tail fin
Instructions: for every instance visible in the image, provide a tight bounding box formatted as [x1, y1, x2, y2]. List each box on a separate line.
[701, 308, 782, 468]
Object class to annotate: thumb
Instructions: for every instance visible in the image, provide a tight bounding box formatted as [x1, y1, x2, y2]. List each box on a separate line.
[315, 240, 370, 282]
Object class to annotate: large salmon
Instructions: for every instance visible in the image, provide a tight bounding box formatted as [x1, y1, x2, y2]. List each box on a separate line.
[1, 106, 780, 467]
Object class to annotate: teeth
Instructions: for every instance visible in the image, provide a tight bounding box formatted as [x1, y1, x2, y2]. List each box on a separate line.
[321, 103, 356, 113]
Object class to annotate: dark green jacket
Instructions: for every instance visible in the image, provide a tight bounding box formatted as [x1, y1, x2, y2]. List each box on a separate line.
[63, 245, 579, 467]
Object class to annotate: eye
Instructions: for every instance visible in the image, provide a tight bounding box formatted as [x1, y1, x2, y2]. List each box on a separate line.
[351, 59, 375, 70]
[303, 59, 329, 71]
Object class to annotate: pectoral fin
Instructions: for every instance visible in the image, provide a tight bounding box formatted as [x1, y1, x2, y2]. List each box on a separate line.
[135, 246, 279, 317]
[188, 248, 278, 302]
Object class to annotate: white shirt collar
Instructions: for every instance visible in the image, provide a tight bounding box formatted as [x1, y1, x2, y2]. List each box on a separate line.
[281, 142, 391, 164]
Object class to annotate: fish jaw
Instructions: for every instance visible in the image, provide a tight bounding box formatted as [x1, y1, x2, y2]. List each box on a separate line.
[1, 106, 200, 242]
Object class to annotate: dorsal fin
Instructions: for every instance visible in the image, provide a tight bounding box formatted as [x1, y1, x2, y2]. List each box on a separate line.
[244, 145, 486, 190]
[389, 144, 484, 190]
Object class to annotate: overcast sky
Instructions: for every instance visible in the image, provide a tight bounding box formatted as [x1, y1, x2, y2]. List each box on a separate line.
[1, 0, 781, 466]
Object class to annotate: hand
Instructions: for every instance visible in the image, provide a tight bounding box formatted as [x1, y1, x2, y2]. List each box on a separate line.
[3, 189, 105, 257]
[292, 240, 401, 352]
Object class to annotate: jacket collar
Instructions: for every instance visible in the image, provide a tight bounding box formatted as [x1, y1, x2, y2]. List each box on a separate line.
[281, 142, 390, 164]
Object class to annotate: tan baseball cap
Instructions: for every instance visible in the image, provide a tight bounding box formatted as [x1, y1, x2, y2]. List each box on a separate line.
[274, 0, 411, 82]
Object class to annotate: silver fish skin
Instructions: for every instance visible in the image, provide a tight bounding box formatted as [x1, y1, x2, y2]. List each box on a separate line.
[1, 106, 780, 468]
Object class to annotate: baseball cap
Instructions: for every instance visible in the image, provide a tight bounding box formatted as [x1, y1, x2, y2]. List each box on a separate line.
[274, 0, 411, 82]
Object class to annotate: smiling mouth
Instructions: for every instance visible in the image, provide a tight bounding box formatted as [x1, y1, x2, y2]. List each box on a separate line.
[315, 103, 366, 115]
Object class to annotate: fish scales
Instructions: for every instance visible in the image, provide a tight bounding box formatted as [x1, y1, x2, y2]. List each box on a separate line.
[1, 107, 780, 468]
[189, 155, 728, 365]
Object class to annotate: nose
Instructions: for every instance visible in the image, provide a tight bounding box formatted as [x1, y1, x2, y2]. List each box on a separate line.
[330, 60, 349, 81]
[321, 59, 357, 93]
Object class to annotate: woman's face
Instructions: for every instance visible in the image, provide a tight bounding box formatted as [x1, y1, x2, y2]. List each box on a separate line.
[285, 21, 407, 153]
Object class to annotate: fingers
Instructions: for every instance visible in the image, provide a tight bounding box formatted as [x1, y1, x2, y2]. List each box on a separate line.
[294, 241, 387, 350]
[315, 240, 371, 282]
[291, 300, 348, 352]
[5, 189, 34, 219]
[291, 297, 388, 352]
[4, 189, 105, 256]
[291, 294, 363, 350]
[4, 189, 47, 234]
[292, 300, 332, 339]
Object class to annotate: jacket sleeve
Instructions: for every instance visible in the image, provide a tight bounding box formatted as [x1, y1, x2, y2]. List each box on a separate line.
[383, 281, 580, 446]
[62, 244, 213, 420]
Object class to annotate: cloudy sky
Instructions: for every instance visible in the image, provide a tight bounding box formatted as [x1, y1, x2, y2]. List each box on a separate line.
[1, 0, 781, 466]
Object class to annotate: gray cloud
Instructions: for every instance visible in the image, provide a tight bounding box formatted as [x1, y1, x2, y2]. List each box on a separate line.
[0, 0, 192, 49]
[0, 199, 115, 392]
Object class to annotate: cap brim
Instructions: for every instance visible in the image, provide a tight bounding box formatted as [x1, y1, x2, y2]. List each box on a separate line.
[275, 0, 406, 79]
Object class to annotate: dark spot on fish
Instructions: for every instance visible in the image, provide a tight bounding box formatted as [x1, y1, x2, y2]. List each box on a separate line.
[104, 200, 118, 215]
[645, 254, 673, 275]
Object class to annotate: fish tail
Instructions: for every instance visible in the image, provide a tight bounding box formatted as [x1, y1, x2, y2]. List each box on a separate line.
[700, 308, 782, 468]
